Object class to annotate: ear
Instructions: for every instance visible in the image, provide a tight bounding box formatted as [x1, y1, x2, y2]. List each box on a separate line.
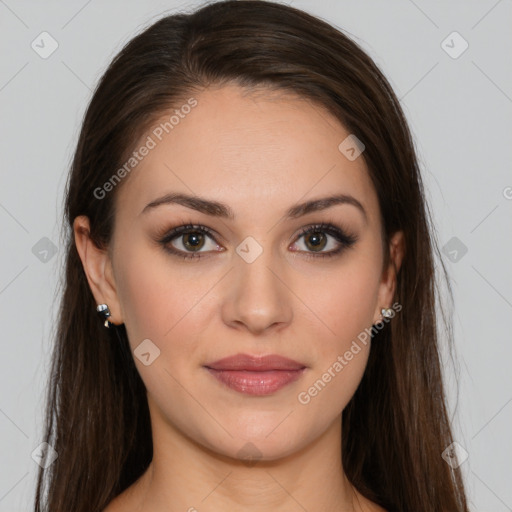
[73, 215, 124, 326]
[373, 230, 405, 324]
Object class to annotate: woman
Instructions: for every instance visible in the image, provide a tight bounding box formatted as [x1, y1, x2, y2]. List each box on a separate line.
[34, 1, 469, 511]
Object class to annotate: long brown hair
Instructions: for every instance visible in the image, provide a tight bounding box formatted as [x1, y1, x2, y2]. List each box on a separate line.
[34, 1, 468, 510]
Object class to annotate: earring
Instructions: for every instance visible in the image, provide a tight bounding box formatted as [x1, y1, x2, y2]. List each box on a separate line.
[381, 307, 394, 319]
[96, 303, 113, 328]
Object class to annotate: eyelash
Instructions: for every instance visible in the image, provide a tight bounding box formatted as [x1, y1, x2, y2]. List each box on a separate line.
[157, 222, 358, 261]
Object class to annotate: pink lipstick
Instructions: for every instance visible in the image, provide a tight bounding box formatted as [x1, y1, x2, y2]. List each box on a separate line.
[204, 353, 306, 396]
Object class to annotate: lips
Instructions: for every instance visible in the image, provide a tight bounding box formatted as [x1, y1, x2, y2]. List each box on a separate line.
[204, 353, 307, 396]
[206, 353, 306, 371]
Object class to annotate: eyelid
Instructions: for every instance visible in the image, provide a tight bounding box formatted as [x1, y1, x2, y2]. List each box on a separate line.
[156, 220, 358, 260]
[294, 222, 357, 244]
[157, 224, 222, 251]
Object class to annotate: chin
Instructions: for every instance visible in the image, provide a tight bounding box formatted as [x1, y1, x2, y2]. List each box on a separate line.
[197, 417, 312, 463]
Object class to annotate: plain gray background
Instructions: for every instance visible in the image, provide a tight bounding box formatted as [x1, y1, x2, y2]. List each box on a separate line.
[0, 0, 511, 510]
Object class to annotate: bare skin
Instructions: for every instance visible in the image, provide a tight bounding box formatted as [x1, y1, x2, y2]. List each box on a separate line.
[75, 83, 404, 512]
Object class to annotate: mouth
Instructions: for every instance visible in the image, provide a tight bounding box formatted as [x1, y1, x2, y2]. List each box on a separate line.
[204, 353, 307, 396]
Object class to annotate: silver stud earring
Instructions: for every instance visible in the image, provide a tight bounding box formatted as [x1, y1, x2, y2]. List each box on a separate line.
[96, 303, 113, 328]
[381, 307, 394, 319]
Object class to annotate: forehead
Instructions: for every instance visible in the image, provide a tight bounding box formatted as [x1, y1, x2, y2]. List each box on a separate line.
[115, 84, 380, 226]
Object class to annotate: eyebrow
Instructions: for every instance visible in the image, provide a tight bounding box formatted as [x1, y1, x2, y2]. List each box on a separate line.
[140, 192, 367, 223]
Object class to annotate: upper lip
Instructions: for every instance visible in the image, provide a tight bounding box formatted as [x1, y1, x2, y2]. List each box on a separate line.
[205, 353, 306, 371]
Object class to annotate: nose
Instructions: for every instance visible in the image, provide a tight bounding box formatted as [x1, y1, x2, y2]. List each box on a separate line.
[221, 243, 293, 336]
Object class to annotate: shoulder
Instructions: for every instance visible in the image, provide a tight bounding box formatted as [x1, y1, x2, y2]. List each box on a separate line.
[354, 490, 388, 512]
[102, 469, 151, 512]
[101, 486, 139, 512]
[101, 496, 122, 512]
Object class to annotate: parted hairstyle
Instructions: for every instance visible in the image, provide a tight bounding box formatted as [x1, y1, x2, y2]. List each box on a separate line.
[34, 1, 468, 511]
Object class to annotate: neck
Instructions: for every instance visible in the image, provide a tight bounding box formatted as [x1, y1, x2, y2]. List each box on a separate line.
[130, 405, 360, 512]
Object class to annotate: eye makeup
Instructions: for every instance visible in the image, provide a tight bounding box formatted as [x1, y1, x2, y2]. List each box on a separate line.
[154, 219, 358, 262]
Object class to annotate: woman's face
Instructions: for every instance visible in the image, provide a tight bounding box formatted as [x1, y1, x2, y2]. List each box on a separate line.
[79, 84, 402, 462]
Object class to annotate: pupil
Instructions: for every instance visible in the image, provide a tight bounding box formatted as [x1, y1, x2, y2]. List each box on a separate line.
[307, 232, 326, 251]
[181, 231, 328, 253]
[184, 233, 203, 250]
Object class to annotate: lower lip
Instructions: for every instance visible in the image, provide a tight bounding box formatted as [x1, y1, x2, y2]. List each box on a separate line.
[205, 368, 306, 396]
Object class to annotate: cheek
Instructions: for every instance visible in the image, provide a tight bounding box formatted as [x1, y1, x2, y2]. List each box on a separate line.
[114, 244, 219, 370]
[116, 234, 382, 370]
[112, 230, 382, 453]
[295, 344, 369, 436]
[292, 250, 381, 412]
[300, 257, 381, 352]
[116, 261, 171, 345]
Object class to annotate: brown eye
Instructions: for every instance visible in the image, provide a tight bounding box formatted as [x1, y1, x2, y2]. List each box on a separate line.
[158, 224, 222, 260]
[158, 222, 357, 262]
[303, 231, 328, 252]
[292, 223, 358, 259]
[181, 232, 206, 251]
